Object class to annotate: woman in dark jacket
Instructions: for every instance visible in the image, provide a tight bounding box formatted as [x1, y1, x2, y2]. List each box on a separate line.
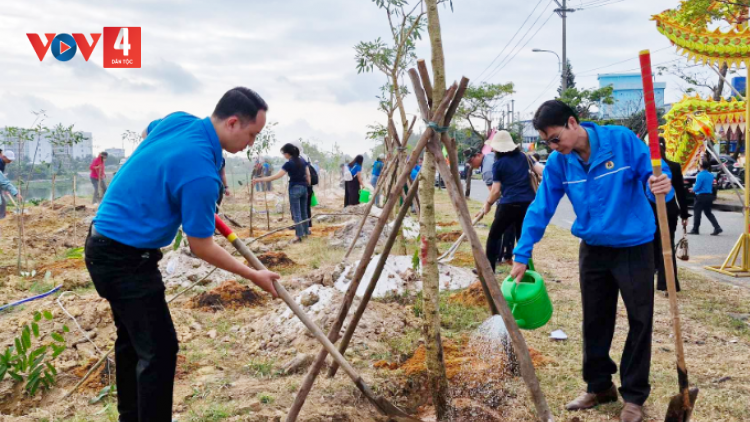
[344, 155, 364, 207]
[652, 138, 690, 292]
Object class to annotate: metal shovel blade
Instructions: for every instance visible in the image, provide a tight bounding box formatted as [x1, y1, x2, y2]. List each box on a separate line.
[665, 387, 699, 422]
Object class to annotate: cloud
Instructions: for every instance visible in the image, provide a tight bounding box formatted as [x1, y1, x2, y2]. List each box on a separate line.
[141, 59, 202, 94]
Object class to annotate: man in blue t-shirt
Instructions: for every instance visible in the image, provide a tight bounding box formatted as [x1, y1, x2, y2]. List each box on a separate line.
[510, 100, 670, 422]
[371, 156, 384, 205]
[689, 160, 722, 235]
[87, 87, 280, 422]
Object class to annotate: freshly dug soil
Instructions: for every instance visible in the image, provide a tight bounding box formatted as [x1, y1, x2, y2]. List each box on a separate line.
[187, 280, 265, 311]
[437, 230, 462, 242]
[448, 282, 489, 308]
[257, 251, 296, 269]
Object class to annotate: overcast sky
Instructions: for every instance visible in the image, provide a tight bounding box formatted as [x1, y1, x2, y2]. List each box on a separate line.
[0, 0, 728, 158]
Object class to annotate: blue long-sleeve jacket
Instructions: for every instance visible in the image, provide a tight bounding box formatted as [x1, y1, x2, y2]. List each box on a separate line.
[513, 122, 659, 265]
[0, 171, 18, 197]
[693, 170, 714, 195]
[646, 159, 674, 203]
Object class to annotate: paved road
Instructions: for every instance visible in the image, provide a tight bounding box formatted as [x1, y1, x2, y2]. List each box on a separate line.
[468, 179, 749, 289]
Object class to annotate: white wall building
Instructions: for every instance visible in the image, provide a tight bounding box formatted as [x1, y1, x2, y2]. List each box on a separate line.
[0, 128, 93, 164]
[104, 148, 125, 159]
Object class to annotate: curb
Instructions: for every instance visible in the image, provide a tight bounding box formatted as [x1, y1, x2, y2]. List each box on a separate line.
[714, 203, 743, 212]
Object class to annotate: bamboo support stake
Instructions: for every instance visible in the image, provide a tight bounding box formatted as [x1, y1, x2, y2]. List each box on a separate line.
[264, 188, 271, 231]
[72, 173, 77, 239]
[249, 173, 255, 237]
[417, 59, 433, 108]
[285, 83, 459, 422]
[328, 176, 421, 378]
[51, 174, 56, 203]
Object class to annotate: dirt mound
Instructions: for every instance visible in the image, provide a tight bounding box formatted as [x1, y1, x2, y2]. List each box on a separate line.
[71, 358, 114, 393]
[39, 258, 86, 274]
[437, 230, 462, 242]
[257, 251, 295, 269]
[187, 280, 266, 312]
[449, 282, 489, 308]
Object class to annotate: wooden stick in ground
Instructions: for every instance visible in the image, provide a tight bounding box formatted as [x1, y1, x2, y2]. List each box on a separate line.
[51, 174, 56, 203]
[425, 137, 553, 422]
[72, 173, 77, 239]
[328, 176, 421, 378]
[286, 83, 458, 422]
[214, 216, 419, 421]
[344, 156, 398, 258]
[249, 172, 255, 237]
[417, 59, 433, 108]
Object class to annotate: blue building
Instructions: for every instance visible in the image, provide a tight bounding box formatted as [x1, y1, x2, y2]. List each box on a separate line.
[597, 73, 666, 119]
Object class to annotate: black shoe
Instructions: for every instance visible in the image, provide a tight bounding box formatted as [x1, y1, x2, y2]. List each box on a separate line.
[688, 230, 699, 235]
[711, 228, 723, 236]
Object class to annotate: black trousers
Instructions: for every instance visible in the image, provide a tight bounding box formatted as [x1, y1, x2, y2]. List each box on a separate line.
[500, 225, 515, 261]
[486, 202, 530, 272]
[579, 241, 654, 406]
[692, 194, 721, 232]
[650, 200, 681, 292]
[85, 227, 178, 422]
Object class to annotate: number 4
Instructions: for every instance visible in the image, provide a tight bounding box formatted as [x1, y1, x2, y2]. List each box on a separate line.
[114, 28, 131, 56]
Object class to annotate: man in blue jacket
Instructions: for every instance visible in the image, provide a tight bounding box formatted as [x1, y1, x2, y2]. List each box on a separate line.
[87, 87, 280, 422]
[689, 160, 722, 236]
[509, 100, 671, 422]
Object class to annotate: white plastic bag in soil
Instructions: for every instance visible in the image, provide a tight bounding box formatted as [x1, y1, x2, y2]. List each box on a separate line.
[334, 255, 476, 298]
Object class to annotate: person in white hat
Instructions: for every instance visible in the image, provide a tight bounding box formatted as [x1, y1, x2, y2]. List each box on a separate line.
[0, 150, 21, 221]
[479, 130, 538, 272]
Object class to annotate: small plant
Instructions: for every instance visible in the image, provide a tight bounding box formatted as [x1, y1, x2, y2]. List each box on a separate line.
[64, 247, 84, 259]
[0, 310, 69, 396]
[244, 358, 275, 378]
[258, 392, 275, 404]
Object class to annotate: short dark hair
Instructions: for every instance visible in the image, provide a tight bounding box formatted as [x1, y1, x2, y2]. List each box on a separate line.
[212, 87, 268, 123]
[101, 151, 108, 156]
[701, 160, 711, 170]
[533, 100, 579, 132]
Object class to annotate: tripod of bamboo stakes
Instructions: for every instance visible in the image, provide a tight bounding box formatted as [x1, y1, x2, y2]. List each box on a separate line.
[654, 3, 750, 277]
[285, 61, 553, 422]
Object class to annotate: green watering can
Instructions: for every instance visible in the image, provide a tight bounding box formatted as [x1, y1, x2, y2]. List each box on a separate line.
[501, 259, 553, 330]
[310, 192, 319, 207]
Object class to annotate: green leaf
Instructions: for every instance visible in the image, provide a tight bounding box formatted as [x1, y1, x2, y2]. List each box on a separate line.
[15, 338, 24, 356]
[62, 325, 70, 333]
[33, 311, 42, 322]
[42, 310, 53, 321]
[45, 362, 57, 376]
[50, 333, 65, 343]
[173, 229, 183, 251]
[8, 371, 23, 383]
[0, 365, 7, 382]
[31, 322, 39, 338]
[64, 247, 84, 259]
[22, 329, 31, 350]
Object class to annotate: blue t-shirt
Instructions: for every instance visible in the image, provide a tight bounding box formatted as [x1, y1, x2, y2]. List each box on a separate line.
[282, 158, 309, 188]
[350, 164, 362, 177]
[372, 160, 384, 176]
[411, 165, 421, 181]
[94, 112, 223, 248]
[694, 170, 714, 195]
[492, 151, 536, 205]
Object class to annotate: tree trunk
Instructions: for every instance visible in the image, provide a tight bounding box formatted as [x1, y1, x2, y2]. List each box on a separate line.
[464, 165, 472, 198]
[422, 0, 451, 419]
[714, 62, 729, 101]
[249, 173, 255, 237]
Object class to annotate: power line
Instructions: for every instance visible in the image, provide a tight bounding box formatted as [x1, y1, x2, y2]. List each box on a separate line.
[578, 0, 627, 10]
[575, 47, 675, 75]
[474, 0, 548, 82]
[578, 57, 683, 77]
[481, 1, 554, 83]
[484, 11, 556, 82]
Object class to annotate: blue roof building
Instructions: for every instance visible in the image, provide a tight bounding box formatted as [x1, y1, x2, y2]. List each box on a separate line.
[598, 73, 666, 119]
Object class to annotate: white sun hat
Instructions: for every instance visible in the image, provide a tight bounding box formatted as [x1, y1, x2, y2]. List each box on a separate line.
[4, 151, 15, 161]
[484, 130, 517, 153]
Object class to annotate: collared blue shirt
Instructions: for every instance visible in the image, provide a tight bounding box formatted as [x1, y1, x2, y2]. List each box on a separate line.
[0, 171, 18, 196]
[514, 122, 657, 264]
[372, 160, 384, 176]
[575, 127, 599, 173]
[693, 169, 714, 195]
[94, 112, 223, 248]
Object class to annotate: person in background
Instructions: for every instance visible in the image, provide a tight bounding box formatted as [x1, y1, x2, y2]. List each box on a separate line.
[312, 160, 320, 174]
[90, 151, 108, 204]
[511, 100, 671, 422]
[292, 140, 313, 227]
[410, 158, 422, 182]
[0, 149, 6, 173]
[254, 143, 311, 242]
[263, 158, 273, 192]
[465, 147, 515, 266]
[650, 138, 690, 293]
[0, 151, 21, 225]
[480, 131, 537, 273]
[371, 156, 384, 206]
[217, 158, 229, 207]
[689, 160, 722, 236]
[345, 155, 364, 207]
[253, 159, 264, 192]
[89, 87, 280, 422]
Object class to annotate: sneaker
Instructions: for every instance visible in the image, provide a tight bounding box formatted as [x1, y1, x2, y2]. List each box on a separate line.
[688, 230, 699, 235]
[711, 228, 723, 236]
[565, 384, 618, 411]
[620, 402, 644, 422]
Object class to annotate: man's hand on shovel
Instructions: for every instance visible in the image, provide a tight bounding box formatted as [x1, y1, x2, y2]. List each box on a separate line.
[249, 269, 280, 298]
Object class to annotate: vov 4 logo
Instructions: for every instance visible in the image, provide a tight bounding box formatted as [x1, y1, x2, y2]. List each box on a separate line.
[26, 27, 141, 68]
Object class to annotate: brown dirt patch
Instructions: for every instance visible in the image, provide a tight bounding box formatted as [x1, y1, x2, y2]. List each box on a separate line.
[436, 221, 457, 227]
[450, 251, 476, 268]
[257, 251, 296, 269]
[187, 280, 266, 312]
[39, 258, 86, 274]
[448, 282, 488, 308]
[437, 230, 462, 242]
[71, 357, 114, 393]
[175, 354, 196, 379]
[310, 225, 339, 237]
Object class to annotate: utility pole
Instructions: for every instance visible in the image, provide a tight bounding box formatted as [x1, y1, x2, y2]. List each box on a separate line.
[511, 99, 515, 130]
[554, 0, 576, 91]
